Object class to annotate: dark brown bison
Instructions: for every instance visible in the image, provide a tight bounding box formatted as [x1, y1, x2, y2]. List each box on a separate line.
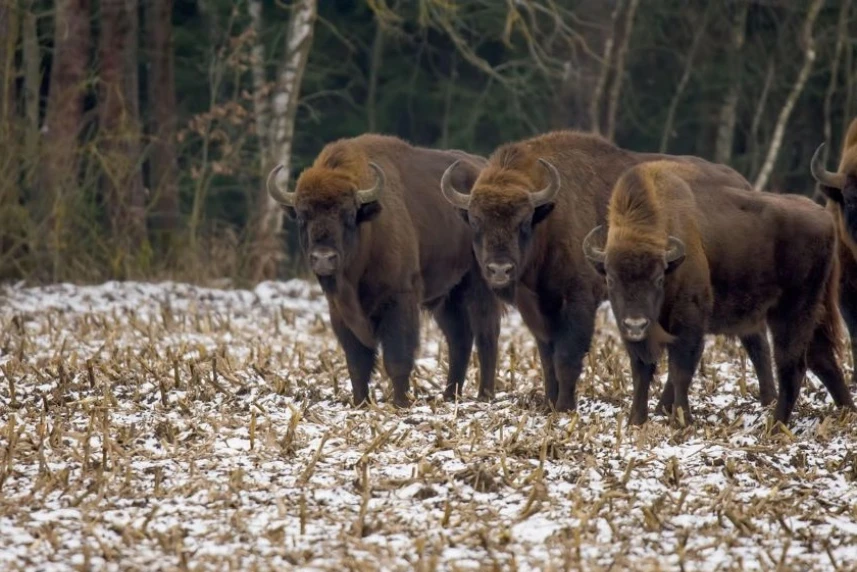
[267, 134, 501, 407]
[439, 130, 775, 412]
[583, 160, 854, 426]
[809, 119, 857, 386]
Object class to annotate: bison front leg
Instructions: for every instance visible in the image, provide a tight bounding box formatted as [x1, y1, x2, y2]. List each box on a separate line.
[740, 332, 776, 406]
[552, 306, 597, 412]
[433, 294, 474, 402]
[536, 340, 558, 407]
[806, 325, 855, 410]
[465, 275, 501, 401]
[628, 350, 656, 426]
[664, 332, 704, 426]
[378, 293, 420, 408]
[330, 313, 377, 407]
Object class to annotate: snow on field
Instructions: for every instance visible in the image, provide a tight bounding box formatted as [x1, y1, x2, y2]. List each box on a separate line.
[1, 279, 857, 571]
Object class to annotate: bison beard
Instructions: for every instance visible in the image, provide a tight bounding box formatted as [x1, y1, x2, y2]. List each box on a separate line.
[440, 130, 779, 414]
[268, 135, 501, 407]
[585, 161, 854, 427]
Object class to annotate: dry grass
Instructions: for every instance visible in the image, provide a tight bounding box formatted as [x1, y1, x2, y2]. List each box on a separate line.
[1, 280, 857, 571]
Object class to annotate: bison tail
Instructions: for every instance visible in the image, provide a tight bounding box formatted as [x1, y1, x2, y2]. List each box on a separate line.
[816, 252, 846, 363]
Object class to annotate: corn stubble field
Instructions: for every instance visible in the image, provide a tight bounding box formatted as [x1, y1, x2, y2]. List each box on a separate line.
[1, 280, 857, 571]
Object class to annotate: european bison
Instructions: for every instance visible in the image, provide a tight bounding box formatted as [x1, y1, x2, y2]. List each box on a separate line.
[583, 160, 854, 426]
[439, 130, 775, 412]
[267, 134, 501, 407]
[810, 119, 857, 385]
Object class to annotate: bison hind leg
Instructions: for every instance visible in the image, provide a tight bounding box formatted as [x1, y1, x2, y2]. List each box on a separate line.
[740, 332, 776, 406]
[806, 326, 856, 410]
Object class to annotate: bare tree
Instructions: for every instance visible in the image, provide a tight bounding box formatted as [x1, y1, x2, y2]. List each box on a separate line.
[366, 14, 385, 133]
[604, 0, 639, 142]
[250, 0, 318, 279]
[41, 0, 91, 278]
[748, 58, 776, 177]
[22, 1, 40, 166]
[146, 0, 180, 241]
[822, 0, 853, 167]
[754, 0, 825, 191]
[713, 2, 749, 165]
[659, 6, 711, 153]
[100, 0, 146, 261]
[0, 2, 16, 129]
[587, 0, 623, 134]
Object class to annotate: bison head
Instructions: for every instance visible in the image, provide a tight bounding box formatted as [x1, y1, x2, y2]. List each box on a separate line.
[440, 158, 560, 295]
[810, 142, 857, 243]
[267, 162, 384, 278]
[583, 225, 685, 341]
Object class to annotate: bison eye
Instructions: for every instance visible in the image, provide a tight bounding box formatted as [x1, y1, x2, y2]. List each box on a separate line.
[654, 275, 664, 288]
[606, 275, 615, 289]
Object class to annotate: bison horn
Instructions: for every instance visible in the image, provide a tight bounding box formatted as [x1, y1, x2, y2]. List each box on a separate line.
[582, 225, 607, 264]
[440, 159, 472, 210]
[810, 143, 846, 189]
[530, 159, 561, 207]
[665, 236, 686, 263]
[356, 162, 385, 204]
[266, 164, 296, 207]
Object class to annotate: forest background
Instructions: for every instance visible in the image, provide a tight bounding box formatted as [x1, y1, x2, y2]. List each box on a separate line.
[0, 0, 849, 284]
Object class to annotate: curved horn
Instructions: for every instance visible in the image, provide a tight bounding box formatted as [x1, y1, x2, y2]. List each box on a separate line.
[356, 162, 385, 205]
[530, 159, 561, 207]
[266, 164, 296, 207]
[440, 159, 472, 210]
[665, 236, 686, 263]
[582, 225, 607, 264]
[810, 143, 846, 189]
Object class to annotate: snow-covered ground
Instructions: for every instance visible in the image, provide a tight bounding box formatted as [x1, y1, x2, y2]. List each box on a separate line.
[1, 279, 856, 571]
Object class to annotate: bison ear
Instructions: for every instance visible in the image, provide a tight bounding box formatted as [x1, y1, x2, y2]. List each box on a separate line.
[356, 201, 382, 224]
[532, 203, 555, 226]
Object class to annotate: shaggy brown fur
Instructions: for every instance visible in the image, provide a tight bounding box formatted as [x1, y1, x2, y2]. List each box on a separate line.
[812, 118, 857, 386]
[442, 129, 773, 412]
[590, 161, 853, 426]
[284, 134, 501, 407]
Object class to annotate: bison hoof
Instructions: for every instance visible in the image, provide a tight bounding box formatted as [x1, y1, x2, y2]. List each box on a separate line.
[758, 391, 776, 407]
[553, 397, 576, 413]
[628, 410, 648, 426]
[392, 395, 413, 409]
[442, 387, 461, 402]
[476, 391, 495, 403]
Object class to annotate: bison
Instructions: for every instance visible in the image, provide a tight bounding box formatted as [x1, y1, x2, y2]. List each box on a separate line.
[267, 134, 501, 407]
[439, 130, 775, 412]
[583, 160, 855, 426]
[809, 120, 857, 386]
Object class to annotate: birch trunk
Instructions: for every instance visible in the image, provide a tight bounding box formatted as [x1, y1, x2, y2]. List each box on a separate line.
[249, 0, 270, 168]
[754, 0, 825, 191]
[713, 2, 749, 165]
[146, 0, 180, 237]
[258, 0, 317, 256]
[659, 7, 710, 153]
[604, 0, 639, 142]
[588, 0, 623, 134]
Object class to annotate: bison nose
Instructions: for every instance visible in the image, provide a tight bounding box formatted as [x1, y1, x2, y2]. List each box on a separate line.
[486, 261, 515, 286]
[310, 247, 339, 275]
[622, 316, 650, 340]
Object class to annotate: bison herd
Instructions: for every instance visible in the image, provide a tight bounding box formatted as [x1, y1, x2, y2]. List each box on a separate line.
[266, 122, 857, 430]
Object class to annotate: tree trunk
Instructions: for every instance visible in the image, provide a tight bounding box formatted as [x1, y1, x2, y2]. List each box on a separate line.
[22, 2, 40, 168]
[754, 0, 825, 192]
[823, 0, 852, 167]
[587, 0, 623, 134]
[0, 0, 20, 267]
[659, 6, 710, 153]
[146, 0, 180, 242]
[0, 2, 16, 127]
[41, 0, 91, 279]
[249, 0, 270, 168]
[366, 15, 384, 133]
[749, 59, 776, 178]
[99, 0, 146, 265]
[254, 0, 317, 279]
[604, 0, 639, 142]
[713, 2, 749, 165]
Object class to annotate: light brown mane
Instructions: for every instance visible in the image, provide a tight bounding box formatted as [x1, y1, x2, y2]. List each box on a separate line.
[607, 164, 670, 254]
